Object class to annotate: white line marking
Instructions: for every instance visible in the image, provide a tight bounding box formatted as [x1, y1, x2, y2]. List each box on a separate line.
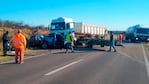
[45, 59, 83, 76]
[0, 54, 47, 64]
[118, 51, 145, 64]
[141, 44, 149, 80]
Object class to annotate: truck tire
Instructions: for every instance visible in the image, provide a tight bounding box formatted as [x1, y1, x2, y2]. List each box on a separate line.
[41, 42, 48, 49]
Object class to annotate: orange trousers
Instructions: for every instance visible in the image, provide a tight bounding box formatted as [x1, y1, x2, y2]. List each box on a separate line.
[15, 47, 25, 62]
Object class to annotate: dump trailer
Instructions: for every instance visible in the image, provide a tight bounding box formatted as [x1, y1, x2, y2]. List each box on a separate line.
[50, 17, 108, 48]
[74, 22, 107, 37]
[74, 22, 107, 47]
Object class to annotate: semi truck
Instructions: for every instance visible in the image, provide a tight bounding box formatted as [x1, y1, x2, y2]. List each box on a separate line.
[125, 25, 149, 42]
[50, 17, 107, 48]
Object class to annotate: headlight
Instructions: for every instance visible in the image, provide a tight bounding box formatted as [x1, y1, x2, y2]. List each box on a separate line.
[147, 38, 149, 41]
[136, 38, 138, 40]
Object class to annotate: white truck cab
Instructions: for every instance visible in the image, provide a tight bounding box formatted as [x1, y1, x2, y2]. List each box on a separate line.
[50, 17, 75, 36]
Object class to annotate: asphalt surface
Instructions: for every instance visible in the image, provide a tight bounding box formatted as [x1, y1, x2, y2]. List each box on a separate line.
[0, 43, 149, 84]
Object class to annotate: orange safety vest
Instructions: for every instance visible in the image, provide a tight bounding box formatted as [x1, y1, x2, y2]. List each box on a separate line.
[12, 33, 26, 49]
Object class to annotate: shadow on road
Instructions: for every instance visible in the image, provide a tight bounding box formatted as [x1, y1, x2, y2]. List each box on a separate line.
[52, 48, 106, 54]
[0, 62, 18, 65]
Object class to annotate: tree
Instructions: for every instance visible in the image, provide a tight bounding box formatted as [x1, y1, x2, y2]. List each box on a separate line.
[3, 20, 13, 27]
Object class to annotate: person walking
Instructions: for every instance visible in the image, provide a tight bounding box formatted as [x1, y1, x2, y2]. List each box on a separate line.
[12, 29, 26, 64]
[2, 31, 9, 56]
[65, 32, 74, 53]
[70, 31, 77, 47]
[108, 31, 117, 52]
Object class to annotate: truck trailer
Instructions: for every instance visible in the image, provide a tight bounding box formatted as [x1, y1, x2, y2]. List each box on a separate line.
[74, 22, 107, 37]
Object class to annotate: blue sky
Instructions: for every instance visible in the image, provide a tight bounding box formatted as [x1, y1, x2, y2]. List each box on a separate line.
[0, 0, 149, 30]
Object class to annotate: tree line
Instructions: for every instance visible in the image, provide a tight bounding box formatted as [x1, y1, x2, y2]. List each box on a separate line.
[0, 19, 48, 29]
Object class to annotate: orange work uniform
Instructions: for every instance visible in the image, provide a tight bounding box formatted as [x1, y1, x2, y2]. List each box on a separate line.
[12, 33, 26, 64]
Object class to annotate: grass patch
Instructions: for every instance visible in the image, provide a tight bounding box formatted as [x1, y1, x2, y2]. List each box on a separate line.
[143, 43, 149, 58]
[0, 51, 14, 63]
[0, 56, 14, 63]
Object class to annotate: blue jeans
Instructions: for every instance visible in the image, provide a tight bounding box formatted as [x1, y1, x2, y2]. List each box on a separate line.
[3, 42, 8, 55]
[109, 41, 116, 51]
[66, 43, 74, 52]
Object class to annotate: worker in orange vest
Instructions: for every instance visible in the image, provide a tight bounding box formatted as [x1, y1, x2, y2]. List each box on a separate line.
[12, 29, 26, 64]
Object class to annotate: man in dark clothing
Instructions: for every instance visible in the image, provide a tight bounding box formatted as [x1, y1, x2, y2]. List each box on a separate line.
[2, 31, 9, 56]
[108, 31, 117, 52]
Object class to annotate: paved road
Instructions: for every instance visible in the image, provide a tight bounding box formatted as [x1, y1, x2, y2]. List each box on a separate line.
[0, 43, 149, 84]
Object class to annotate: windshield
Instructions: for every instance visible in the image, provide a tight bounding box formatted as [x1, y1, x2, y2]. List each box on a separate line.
[51, 22, 65, 30]
[137, 28, 149, 34]
[66, 22, 74, 29]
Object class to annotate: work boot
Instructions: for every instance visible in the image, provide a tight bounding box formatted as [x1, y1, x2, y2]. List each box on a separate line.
[20, 61, 24, 64]
[15, 60, 18, 64]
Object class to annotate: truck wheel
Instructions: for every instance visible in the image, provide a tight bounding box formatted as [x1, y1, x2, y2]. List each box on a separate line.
[41, 43, 48, 49]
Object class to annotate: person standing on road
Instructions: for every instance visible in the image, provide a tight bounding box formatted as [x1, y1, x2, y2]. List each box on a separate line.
[65, 32, 74, 53]
[12, 29, 26, 64]
[70, 31, 77, 48]
[119, 34, 124, 44]
[2, 31, 9, 56]
[108, 31, 117, 52]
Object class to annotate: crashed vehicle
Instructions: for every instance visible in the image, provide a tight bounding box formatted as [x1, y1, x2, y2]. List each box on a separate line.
[28, 33, 64, 49]
[43, 33, 65, 49]
[28, 34, 45, 48]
